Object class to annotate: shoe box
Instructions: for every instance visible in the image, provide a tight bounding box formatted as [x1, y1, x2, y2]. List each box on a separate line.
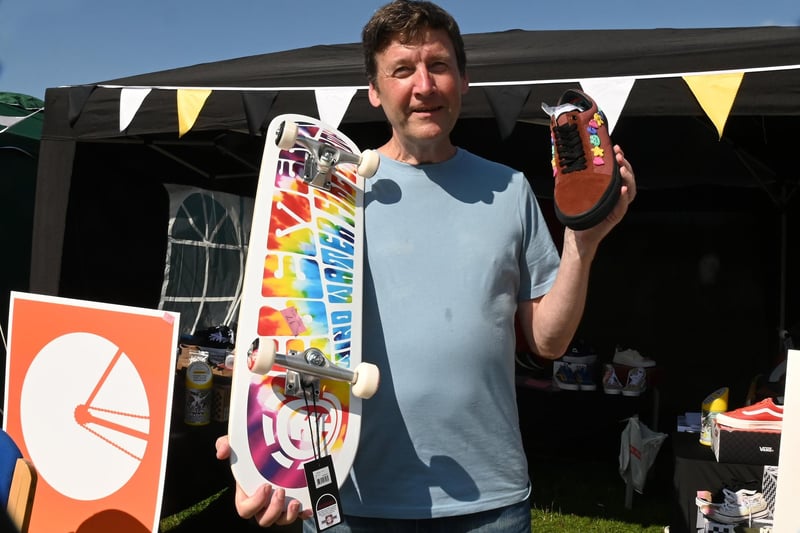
[711, 420, 781, 465]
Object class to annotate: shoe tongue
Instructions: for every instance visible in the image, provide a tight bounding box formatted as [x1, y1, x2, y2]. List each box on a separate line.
[541, 101, 582, 118]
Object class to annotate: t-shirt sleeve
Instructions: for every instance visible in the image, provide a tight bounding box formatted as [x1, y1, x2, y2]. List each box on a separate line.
[517, 175, 560, 301]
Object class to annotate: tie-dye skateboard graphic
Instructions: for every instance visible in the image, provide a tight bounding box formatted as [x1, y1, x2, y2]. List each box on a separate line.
[228, 114, 380, 512]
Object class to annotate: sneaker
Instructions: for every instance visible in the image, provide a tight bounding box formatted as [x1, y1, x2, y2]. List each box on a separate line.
[715, 397, 784, 430]
[613, 346, 657, 368]
[696, 488, 758, 509]
[181, 324, 236, 350]
[554, 364, 580, 391]
[573, 364, 597, 391]
[622, 367, 647, 397]
[542, 89, 621, 230]
[602, 364, 623, 395]
[562, 339, 598, 365]
[709, 492, 770, 524]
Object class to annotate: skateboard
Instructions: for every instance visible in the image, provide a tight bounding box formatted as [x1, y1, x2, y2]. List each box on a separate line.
[228, 114, 380, 512]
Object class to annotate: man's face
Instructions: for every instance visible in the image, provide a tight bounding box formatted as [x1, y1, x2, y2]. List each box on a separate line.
[368, 28, 469, 151]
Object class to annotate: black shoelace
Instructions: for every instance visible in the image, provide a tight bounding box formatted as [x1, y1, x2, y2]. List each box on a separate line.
[553, 120, 587, 174]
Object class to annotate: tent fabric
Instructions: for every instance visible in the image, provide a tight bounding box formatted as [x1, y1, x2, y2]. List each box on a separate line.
[40, 27, 800, 142]
[30, 26, 800, 300]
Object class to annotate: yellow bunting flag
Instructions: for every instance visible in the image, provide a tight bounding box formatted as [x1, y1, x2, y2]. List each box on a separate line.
[177, 89, 212, 137]
[682, 72, 744, 139]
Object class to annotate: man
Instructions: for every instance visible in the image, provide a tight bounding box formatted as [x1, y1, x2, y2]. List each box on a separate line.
[216, 1, 636, 530]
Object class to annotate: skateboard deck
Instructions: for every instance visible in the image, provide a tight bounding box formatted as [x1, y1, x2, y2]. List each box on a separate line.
[228, 114, 379, 512]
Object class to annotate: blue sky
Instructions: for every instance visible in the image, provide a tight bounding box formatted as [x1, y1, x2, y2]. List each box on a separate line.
[1, 0, 798, 100]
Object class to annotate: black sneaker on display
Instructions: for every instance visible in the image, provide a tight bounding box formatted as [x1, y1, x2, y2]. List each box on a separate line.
[180, 324, 236, 349]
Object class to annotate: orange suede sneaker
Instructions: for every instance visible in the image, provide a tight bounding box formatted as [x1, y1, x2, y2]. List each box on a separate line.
[543, 89, 621, 230]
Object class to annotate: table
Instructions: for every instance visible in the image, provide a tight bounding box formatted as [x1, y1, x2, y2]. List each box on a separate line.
[671, 431, 764, 533]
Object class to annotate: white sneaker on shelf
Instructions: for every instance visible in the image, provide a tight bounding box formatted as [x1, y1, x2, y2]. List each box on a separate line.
[613, 346, 656, 368]
[622, 367, 647, 397]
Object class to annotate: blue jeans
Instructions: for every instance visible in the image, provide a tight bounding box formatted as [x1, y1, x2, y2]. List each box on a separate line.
[301, 498, 531, 533]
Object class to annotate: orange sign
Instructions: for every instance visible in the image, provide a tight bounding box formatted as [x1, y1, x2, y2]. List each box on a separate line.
[3, 292, 179, 533]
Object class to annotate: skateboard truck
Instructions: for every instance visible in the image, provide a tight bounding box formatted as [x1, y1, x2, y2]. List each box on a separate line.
[282, 348, 350, 400]
[249, 339, 380, 399]
[275, 120, 380, 191]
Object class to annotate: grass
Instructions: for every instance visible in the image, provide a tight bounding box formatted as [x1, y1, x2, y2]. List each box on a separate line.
[159, 455, 671, 532]
[160, 490, 227, 531]
[530, 508, 665, 533]
[527, 455, 670, 532]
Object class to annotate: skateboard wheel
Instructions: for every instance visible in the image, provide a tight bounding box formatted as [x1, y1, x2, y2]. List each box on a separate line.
[250, 338, 277, 374]
[276, 120, 298, 150]
[357, 149, 380, 179]
[351, 362, 380, 399]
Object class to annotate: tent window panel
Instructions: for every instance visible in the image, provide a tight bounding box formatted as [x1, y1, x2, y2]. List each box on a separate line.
[159, 185, 253, 335]
[163, 246, 244, 298]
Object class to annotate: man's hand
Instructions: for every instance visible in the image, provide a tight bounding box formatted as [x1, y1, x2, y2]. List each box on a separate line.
[215, 435, 313, 527]
[571, 144, 636, 250]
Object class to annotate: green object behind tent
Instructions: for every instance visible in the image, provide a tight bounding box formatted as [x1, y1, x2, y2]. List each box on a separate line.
[1, 92, 44, 388]
[1, 92, 44, 156]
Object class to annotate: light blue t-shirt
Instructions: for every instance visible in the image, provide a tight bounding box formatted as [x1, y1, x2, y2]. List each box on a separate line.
[342, 149, 560, 519]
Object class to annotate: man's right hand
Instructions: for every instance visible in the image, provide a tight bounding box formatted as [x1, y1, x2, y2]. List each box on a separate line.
[215, 435, 313, 527]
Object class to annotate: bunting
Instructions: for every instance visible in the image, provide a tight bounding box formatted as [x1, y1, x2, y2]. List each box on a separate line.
[241, 91, 278, 135]
[578, 77, 636, 134]
[483, 85, 532, 139]
[314, 87, 357, 128]
[57, 63, 798, 139]
[176, 89, 212, 138]
[119, 88, 151, 132]
[682, 72, 744, 139]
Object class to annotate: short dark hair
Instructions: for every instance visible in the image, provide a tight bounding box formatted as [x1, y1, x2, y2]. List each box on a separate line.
[362, 0, 467, 84]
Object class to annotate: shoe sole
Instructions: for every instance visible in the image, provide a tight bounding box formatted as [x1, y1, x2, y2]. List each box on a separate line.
[622, 388, 645, 397]
[555, 160, 621, 230]
[715, 415, 782, 431]
[554, 380, 580, 391]
[612, 358, 657, 368]
[709, 508, 770, 524]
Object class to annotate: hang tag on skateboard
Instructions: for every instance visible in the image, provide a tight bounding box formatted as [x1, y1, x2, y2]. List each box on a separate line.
[304, 455, 343, 531]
